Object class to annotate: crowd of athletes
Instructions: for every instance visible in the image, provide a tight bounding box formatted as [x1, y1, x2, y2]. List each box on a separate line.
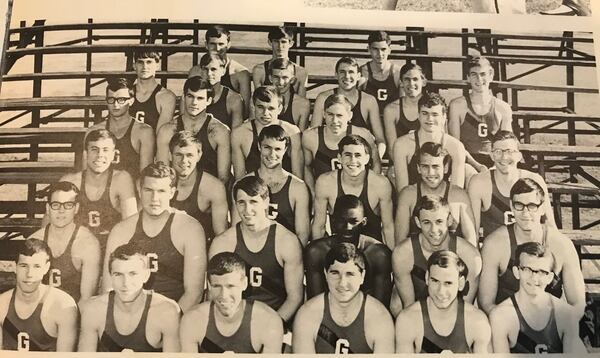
[0, 25, 589, 353]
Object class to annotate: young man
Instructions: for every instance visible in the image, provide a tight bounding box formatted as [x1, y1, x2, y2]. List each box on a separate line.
[29, 181, 101, 303]
[128, 50, 177, 133]
[395, 142, 477, 246]
[205, 25, 251, 114]
[392, 195, 481, 314]
[239, 125, 310, 246]
[188, 53, 244, 129]
[448, 56, 512, 169]
[87, 77, 155, 179]
[305, 194, 392, 307]
[478, 178, 585, 317]
[61, 129, 138, 251]
[252, 26, 308, 97]
[103, 163, 207, 313]
[180, 252, 283, 353]
[0, 239, 78, 351]
[311, 57, 386, 159]
[395, 250, 491, 353]
[468, 130, 555, 241]
[302, 94, 381, 195]
[79, 242, 181, 352]
[156, 76, 231, 184]
[293, 242, 395, 353]
[490, 242, 586, 353]
[231, 86, 303, 180]
[169, 130, 229, 242]
[312, 135, 394, 248]
[208, 176, 303, 325]
[268, 58, 310, 130]
[393, 91, 467, 191]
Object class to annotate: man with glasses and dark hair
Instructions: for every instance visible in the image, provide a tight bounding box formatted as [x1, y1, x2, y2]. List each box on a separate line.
[29, 181, 101, 303]
[478, 178, 585, 317]
[490, 242, 586, 353]
[0, 239, 78, 351]
[86, 77, 155, 179]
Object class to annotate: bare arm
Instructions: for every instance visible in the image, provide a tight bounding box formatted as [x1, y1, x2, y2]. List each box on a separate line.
[365, 131, 382, 174]
[289, 132, 304, 180]
[207, 179, 229, 236]
[392, 247, 416, 307]
[370, 304, 395, 353]
[156, 91, 177, 133]
[393, 138, 410, 190]
[78, 233, 101, 302]
[77, 301, 100, 351]
[462, 246, 482, 304]
[302, 134, 316, 197]
[55, 299, 78, 351]
[297, 98, 311, 131]
[471, 311, 492, 353]
[178, 220, 207, 313]
[310, 93, 327, 128]
[179, 309, 205, 352]
[457, 190, 478, 247]
[498, 102, 513, 132]
[294, 67, 308, 98]
[448, 98, 463, 139]
[449, 142, 466, 188]
[292, 305, 317, 353]
[215, 126, 232, 184]
[155, 124, 175, 165]
[251, 63, 266, 89]
[311, 176, 329, 239]
[395, 311, 418, 353]
[231, 128, 247, 180]
[259, 308, 285, 353]
[159, 304, 182, 352]
[365, 97, 386, 159]
[489, 306, 512, 353]
[292, 182, 311, 246]
[559, 234, 586, 317]
[115, 173, 138, 219]
[234, 71, 252, 115]
[467, 175, 484, 236]
[560, 304, 587, 353]
[138, 126, 156, 174]
[278, 236, 304, 322]
[383, 101, 400, 158]
[477, 237, 500, 315]
[228, 94, 244, 129]
[394, 187, 412, 246]
[378, 178, 395, 250]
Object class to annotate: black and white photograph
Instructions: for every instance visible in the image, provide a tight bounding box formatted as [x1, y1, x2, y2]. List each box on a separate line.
[0, 0, 600, 355]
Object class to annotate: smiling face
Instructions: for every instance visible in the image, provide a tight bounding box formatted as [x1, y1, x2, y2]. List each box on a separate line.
[209, 270, 247, 317]
[426, 264, 464, 309]
[326, 259, 365, 303]
[468, 64, 494, 93]
[259, 137, 287, 169]
[401, 68, 425, 98]
[171, 144, 201, 178]
[514, 253, 554, 297]
[418, 104, 445, 132]
[140, 176, 175, 217]
[324, 103, 351, 135]
[85, 138, 116, 174]
[110, 256, 150, 303]
[47, 190, 79, 229]
[270, 67, 294, 94]
[417, 153, 447, 189]
[235, 189, 270, 229]
[336, 62, 361, 91]
[491, 138, 521, 174]
[416, 206, 451, 248]
[339, 144, 370, 177]
[16, 252, 50, 294]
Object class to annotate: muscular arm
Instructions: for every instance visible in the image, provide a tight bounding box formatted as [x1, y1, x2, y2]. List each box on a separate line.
[215, 126, 232, 184]
[449, 142, 466, 188]
[289, 132, 304, 180]
[78, 302, 100, 352]
[78, 233, 101, 302]
[234, 71, 252, 115]
[364, 97, 386, 160]
[311, 176, 329, 239]
[448, 98, 463, 140]
[394, 187, 412, 246]
[471, 311, 492, 353]
[467, 174, 484, 236]
[156, 91, 177, 133]
[155, 124, 175, 165]
[393, 138, 410, 191]
[395, 311, 418, 353]
[259, 308, 285, 353]
[228, 94, 244, 129]
[159, 304, 182, 352]
[489, 306, 512, 353]
[179, 221, 207, 313]
[457, 190, 478, 247]
[296, 98, 311, 131]
[310, 93, 327, 128]
[231, 128, 247, 180]
[369, 303, 395, 353]
[383, 101, 399, 158]
[462, 245, 482, 304]
[251, 64, 266, 89]
[138, 126, 156, 174]
[292, 305, 317, 353]
[278, 237, 304, 322]
[179, 309, 205, 352]
[302, 135, 316, 196]
[378, 179, 395, 250]
[293, 182, 311, 246]
[294, 67, 308, 98]
[115, 173, 138, 219]
[560, 304, 587, 353]
[559, 236, 586, 317]
[207, 180, 229, 236]
[477, 237, 501, 315]
[55, 299, 78, 351]
[392, 246, 416, 307]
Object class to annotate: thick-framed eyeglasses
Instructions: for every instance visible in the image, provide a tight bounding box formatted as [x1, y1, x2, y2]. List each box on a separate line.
[491, 148, 519, 158]
[518, 265, 551, 277]
[106, 97, 130, 105]
[49, 201, 77, 210]
[512, 201, 543, 212]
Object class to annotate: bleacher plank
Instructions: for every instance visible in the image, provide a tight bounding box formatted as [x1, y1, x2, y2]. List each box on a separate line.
[0, 161, 74, 172]
[520, 143, 600, 156]
[563, 230, 600, 246]
[547, 182, 600, 195]
[0, 96, 105, 111]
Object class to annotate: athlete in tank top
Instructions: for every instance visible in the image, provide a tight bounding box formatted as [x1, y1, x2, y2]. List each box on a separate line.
[312, 125, 352, 180]
[481, 168, 516, 239]
[42, 224, 82, 302]
[334, 88, 369, 130]
[129, 84, 162, 131]
[129, 212, 185, 302]
[315, 292, 372, 353]
[410, 233, 458, 301]
[419, 298, 471, 353]
[105, 119, 139, 179]
[220, 62, 234, 90]
[509, 295, 563, 353]
[207, 86, 232, 129]
[278, 87, 296, 125]
[199, 300, 256, 353]
[396, 97, 419, 137]
[406, 131, 451, 186]
[460, 95, 501, 158]
[233, 223, 286, 311]
[98, 291, 161, 352]
[252, 171, 295, 233]
[364, 62, 399, 114]
[176, 114, 219, 178]
[171, 170, 215, 241]
[245, 121, 292, 174]
[409, 181, 451, 236]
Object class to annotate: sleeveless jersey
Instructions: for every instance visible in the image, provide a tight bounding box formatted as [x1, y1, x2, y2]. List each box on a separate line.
[2, 287, 56, 351]
[76, 169, 121, 251]
[278, 89, 295, 125]
[313, 125, 352, 180]
[43, 224, 82, 302]
[171, 170, 215, 240]
[335, 170, 383, 242]
[245, 120, 292, 174]
[129, 212, 185, 302]
[420, 298, 471, 353]
[254, 172, 295, 233]
[510, 295, 563, 353]
[409, 181, 451, 236]
[460, 95, 501, 156]
[364, 62, 399, 114]
[335, 88, 369, 130]
[176, 114, 219, 178]
[129, 84, 162, 131]
[234, 223, 286, 311]
[396, 97, 420, 137]
[315, 292, 372, 353]
[207, 86, 232, 129]
[407, 131, 422, 186]
[199, 300, 256, 353]
[98, 291, 161, 352]
[481, 169, 516, 239]
[220, 61, 234, 91]
[106, 118, 139, 179]
[410, 233, 457, 301]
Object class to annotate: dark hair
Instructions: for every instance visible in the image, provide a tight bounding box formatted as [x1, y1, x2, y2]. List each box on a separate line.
[15, 239, 51, 263]
[108, 242, 148, 274]
[415, 194, 449, 216]
[515, 241, 555, 268]
[324, 94, 352, 112]
[85, 129, 117, 151]
[333, 194, 364, 218]
[207, 252, 247, 279]
[492, 130, 519, 144]
[400, 62, 425, 80]
[258, 124, 290, 149]
[252, 85, 282, 106]
[510, 178, 545, 202]
[467, 55, 493, 71]
[133, 50, 160, 62]
[268, 26, 295, 41]
[47, 181, 80, 202]
[205, 25, 231, 42]
[324, 242, 366, 273]
[168, 130, 202, 154]
[233, 175, 269, 201]
[199, 53, 226, 68]
[105, 77, 133, 97]
[418, 91, 447, 114]
[427, 250, 468, 280]
[417, 141, 450, 166]
[141, 162, 176, 188]
[183, 76, 214, 98]
[270, 57, 295, 74]
[367, 30, 391, 45]
[337, 134, 372, 158]
[335, 57, 360, 73]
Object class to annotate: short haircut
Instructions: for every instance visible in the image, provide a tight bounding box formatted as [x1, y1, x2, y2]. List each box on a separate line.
[133, 50, 160, 62]
[427, 249, 469, 280]
[335, 56, 360, 73]
[268, 26, 295, 41]
[205, 25, 231, 42]
[324, 242, 366, 273]
[105, 77, 133, 97]
[108, 242, 148, 274]
[515, 241, 555, 268]
[418, 91, 447, 114]
[417, 141, 450, 166]
[168, 130, 202, 154]
[467, 56, 493, 71]
[510, 178, 545, 202]
[337, 134, 371, 158]
[252, 85, 282, 106]
[492, 130, 519, 144]
[141, 162, 176, 188]
[46, 181, 80, 202]
[199, 53, 226, 68]
[183, 76, 214, 98]
[270, 57, 295, 74]
[15, 238, 51, 263]
[367, 30, 391, 45]
[233, 175, 269, 201]
[258, 124, 290, 149]
[85, 129, 117, 151]
[324, 94, 352, 112]
[333, 194, 364, 218]
[415, 194, 450, 216]
[207, 252, 247, 279]
[400, 62, 425, 80]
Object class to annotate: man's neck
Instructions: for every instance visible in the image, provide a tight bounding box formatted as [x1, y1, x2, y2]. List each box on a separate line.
[324, 125, 349, 140]
[427, 296, 458, 321]
[253, 118, 278, 132]
[142, 208, 172, 224]
[16, 284, 46, 304]
[330, 290, 363, 313]
[420, 232, 450, 253]
[421, 180, 447, 194]
[177, 167, 197, 183]
[257, 165, 285, 182]
[514, 223, 544, 244]
[242, 219, 272, 235]
[404, 94, 421, 105]
[48, 222, 76, 244]
[341, 169, 367, 186]
[336, 86, 358, 97]
[370, 60, 390, 73]
[85, 167, 110, 184]
[515, 289, 551, 314]
[136, 77, 158, 92]
[417, 128, 444, 142]
[494, 166, 520, 184]
[469, 89, 493, 102]
[115, 289, 146, 313]
[211, 82, 223, 98]
[183, 111, 208, 128]
[215, 300, 245, 324]
[109, 113, 132, 129]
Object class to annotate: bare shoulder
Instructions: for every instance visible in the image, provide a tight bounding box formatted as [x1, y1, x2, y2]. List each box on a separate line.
[209, 116, 231, 134]
[173, 210, 203, 229]
[316, 89, 334, 101]
[275, 223, 301, 250]
[464, 302, 490, 327]
[280, 121, 300, 136]
[302, 127, 318, 144]
[458, 237, 480, 256]
[297, 293, 325, 318]
[482, 226, 509, 249]
[73, 226, 100, 249]
[157, 86, 176, 99]
[449, 95, 467, 108]
[445, 135, 466, 151]
[369, 170, 392, 188]
[132, 120, 153, 133]
[229, 60, 249, 73]
[231, 120, 252, 138]
[397, 300, 422, 321]
[315, 170, 336, 189]
[60, 171, 82, 187]
[469, 170, 491, 188]
[392, 239, 414, 266]
[199, 171, 225, 191]
[209, 226, 237, 256]
[81, 293, 109, 313]
[0, 288, 14, 306]
[252, 300, 279, 320]
[48, 286, 77, 309]
[112, 168, 134, 184]
[365, 294, 392, 319]
[354, 126, 376, 142]
[149, 292, 181, 316]
[398, 184, 417, 200]
[294, 94, 310, 107]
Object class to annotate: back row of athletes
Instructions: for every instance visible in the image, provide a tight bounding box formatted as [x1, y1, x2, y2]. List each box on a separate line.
[0, 25, 586, 352]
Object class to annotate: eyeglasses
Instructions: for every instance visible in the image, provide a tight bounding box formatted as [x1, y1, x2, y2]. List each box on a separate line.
[512, 201, 543, 212]
[491, 148, 519, 158]
[106, 97, 130, 105]
[518, 266, 551, 277]
[49, 201, 76, 210]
